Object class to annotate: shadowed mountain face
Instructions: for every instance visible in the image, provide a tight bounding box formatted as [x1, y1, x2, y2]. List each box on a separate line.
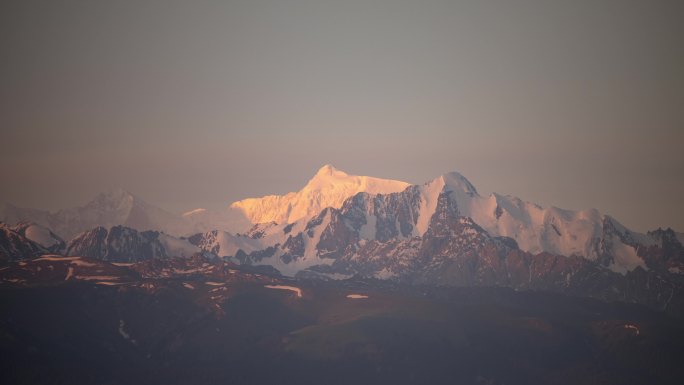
[1, 256, 683, 385]
[0, 223, 49, 263]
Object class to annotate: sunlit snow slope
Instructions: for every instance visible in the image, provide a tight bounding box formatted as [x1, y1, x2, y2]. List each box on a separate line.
[229, 164, 411, 225]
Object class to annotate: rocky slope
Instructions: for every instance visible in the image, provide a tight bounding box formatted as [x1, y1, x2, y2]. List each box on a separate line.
[0, 222, 49, 265]
[6, 222, 65, 253]
[65, 225, 199, 263]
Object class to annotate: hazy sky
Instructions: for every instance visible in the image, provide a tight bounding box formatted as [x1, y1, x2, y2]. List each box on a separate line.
[1, 0, 683, 232]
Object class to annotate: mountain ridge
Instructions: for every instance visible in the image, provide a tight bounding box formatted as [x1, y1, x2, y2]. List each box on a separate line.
[1, 165, 680, 277]
[1, 165, 415, 238]
[229, 164, 412, 225]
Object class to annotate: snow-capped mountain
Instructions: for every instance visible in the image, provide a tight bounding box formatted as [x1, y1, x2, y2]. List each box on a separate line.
[2, 166, 412, 238]
[2, 167, 674, 277]
[2, 165, 683, 318]
[2, 165, 681, 278]
[365, 171, 651, 273]
[226, 180, 684, 315]
[213, 170, 657, 276]
[1, 189, 191, 239]
[229, 164, 411, 225]
[181, 164, 410, 234]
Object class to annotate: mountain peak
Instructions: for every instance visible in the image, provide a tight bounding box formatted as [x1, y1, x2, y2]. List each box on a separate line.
[231, 166, 410, 225]
[429, 171, 479, 197]
[313, 164, 348, 178]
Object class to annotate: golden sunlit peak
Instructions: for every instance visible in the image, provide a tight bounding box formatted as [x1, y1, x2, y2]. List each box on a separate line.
[230, 165, 410, 225]
[314, 164, 345, 177]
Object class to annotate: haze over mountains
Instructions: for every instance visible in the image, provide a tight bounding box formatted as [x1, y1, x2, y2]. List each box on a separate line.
[1, 165, 411, 239]
[3, 164, 684, 313]
[2, 164, 681, 271]
[3, 164, 684, 384]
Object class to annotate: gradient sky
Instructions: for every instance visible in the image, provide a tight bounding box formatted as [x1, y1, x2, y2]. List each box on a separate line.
[1, 0, 683, 232]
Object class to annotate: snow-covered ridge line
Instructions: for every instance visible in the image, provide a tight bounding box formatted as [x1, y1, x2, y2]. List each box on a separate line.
[2, 165, 412, 238]
[228, 168, 660, 276]
[423, 172, 650, 272]
[230, 164, 411, 225]
[3, 164, 678, 278]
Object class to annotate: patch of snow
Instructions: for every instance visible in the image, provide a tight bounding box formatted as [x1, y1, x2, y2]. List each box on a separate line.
[624, 324, 640, 336]
[346, 294, 369, 299]
[158, 233, 200, 257]
[69, 259, 97, 267]
[118, 320, 130, 339]
[118, 319, 136, 344]
[414, 175, 446, 236]
[375, 268, 396, 279]
[24, 224, 61, 248]
[182, 282, 195, 290]
[264, 285, 302, 298]
[359, 213, 377, 240]
[205, 281, 224, 286]
[183, 208, 207, 216]
[609, 240, 647, 275]
[75, 275, 119, 281]
[36, 255, 81, 262]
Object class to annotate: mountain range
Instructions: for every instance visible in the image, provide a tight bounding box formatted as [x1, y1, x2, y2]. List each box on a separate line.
[2, 164, 683, 316]
[0, 165, 410, 239]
